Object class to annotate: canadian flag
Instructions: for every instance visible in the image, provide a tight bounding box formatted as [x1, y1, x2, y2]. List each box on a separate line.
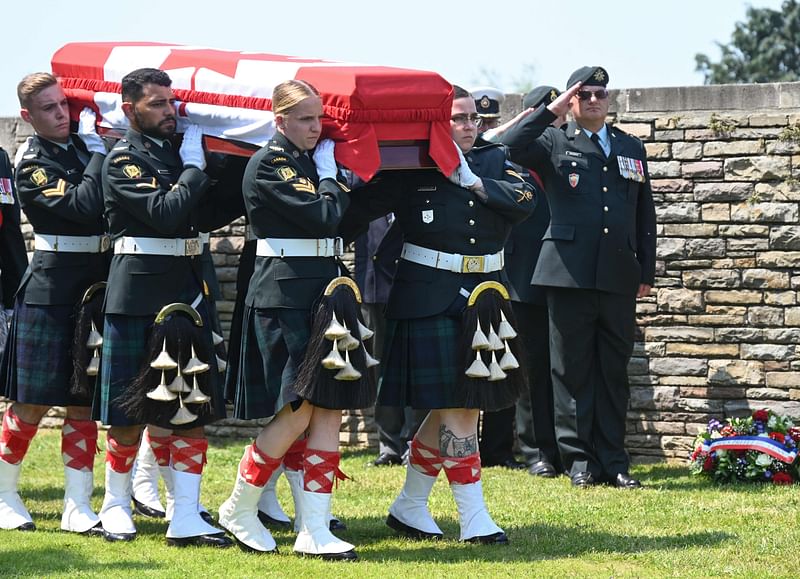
[52, 42, 458, 181]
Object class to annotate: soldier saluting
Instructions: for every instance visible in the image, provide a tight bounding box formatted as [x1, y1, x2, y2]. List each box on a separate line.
[498, 66, 657, 489]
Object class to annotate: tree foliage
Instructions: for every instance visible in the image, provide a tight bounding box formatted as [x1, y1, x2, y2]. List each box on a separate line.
[695, 0, 800, 84]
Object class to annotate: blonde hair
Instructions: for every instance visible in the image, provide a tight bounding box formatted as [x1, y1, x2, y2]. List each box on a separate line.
[17, 72, 59, 108]
[272, 80, 320, 115]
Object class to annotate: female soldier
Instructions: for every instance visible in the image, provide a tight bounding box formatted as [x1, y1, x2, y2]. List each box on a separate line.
[342, 85, 536, 544]
[218, 80, 363, 560]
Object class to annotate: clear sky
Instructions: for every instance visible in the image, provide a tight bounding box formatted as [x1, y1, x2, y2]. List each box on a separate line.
[0, 0, 785, 116]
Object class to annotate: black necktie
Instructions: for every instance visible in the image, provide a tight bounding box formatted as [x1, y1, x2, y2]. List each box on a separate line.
[590, 133, 606, 157]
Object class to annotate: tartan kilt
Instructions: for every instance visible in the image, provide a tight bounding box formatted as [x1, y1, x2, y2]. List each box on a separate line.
[231, 306, 310, 420]
[1, 296, 87, 407]
[378, 313, 518, 411]
[95, 299, 226, 428]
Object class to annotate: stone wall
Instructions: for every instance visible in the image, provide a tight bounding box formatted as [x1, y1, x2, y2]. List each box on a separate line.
[3, 81, 800, 461]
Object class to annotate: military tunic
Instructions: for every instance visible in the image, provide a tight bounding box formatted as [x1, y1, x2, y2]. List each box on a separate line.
[1, 136, 108, 406]
[97, 129, 224, 427]
[0, 148, 27, 313]
[344, 144, 535, 410]
[233, 132, 351, 419]
[501, 107, 657, 479]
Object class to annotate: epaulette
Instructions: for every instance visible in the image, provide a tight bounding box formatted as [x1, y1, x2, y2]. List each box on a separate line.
[471, 141, 504, 153]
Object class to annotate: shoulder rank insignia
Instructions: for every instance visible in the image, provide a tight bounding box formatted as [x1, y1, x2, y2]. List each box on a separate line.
[123, 164, 142, 179]
[269, 145, 285, 152]
[277, 166, 297, 181]
[270, 156, 290, 165]
[31, 168, 48, 187]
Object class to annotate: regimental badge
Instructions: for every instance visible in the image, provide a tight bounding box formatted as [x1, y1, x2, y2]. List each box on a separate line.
[277, 166, 297, 181]
[480, 96, 491, 109]
[421, 209, 434, 224]
[31, 168, 47, 187]
[516, 189, 533, 203]
[123, 164, 142, 179]
[593, 68, 606, 83]
[549, 89, 558, 102]
[569, 173, 580, 188]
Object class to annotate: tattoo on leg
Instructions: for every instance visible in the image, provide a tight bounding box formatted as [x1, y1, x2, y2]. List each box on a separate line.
[438, 425, 477, 457]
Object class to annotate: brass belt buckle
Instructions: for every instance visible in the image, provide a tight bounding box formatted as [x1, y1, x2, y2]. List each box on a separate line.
[99, 235, 111, 252]
[184, 238, 201, 256]
[461, 255, 485, 273]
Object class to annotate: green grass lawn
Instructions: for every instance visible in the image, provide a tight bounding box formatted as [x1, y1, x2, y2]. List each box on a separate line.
[1, 430, 798, 578]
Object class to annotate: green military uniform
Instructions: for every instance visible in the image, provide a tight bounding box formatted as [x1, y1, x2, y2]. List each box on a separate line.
[500, 85, 657, 483]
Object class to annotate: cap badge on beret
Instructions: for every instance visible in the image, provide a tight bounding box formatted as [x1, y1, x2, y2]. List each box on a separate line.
[549, 90, 558, 102]
[593, 69, 607, 83]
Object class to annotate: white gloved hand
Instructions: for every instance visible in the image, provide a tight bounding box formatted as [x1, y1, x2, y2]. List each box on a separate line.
[312, 139, 337, 181]
[78, 108, 106, 155]
[179, 124, 206, 170]
[449, 143, 479, 189]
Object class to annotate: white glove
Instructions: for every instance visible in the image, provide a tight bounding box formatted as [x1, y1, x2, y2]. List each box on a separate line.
[78, 108, 106, 155]
[179, 124, 206, 170]
[448, 143, 479, 189]
[312, 139, 337, 181]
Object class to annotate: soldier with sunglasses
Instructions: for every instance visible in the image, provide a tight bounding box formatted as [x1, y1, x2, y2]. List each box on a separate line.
[497, 67, 656, 489]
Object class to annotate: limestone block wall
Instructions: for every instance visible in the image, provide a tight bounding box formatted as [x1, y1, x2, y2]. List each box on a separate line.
[3, 81, 800, 461]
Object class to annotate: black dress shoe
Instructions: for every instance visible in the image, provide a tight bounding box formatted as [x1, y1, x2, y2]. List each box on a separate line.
[528, 460, 558, 478]
[132, 498, 165, 519]
[231, 537, 279, 554]
[303, 549, 358, 561]
[464, 531, 509, 545]
[329, 516, 346, 531]
[257, 510, 292, 529]
[80, 523, 105, 537]
[570, 472, 597, 488]
[613, 473, 643, 489]
[16, 522, 35, 532]
[166, 532, 234, 548]
[103, 529, 137, 542]
[370, 452, 402, 467]
[386, 513, 443, 540]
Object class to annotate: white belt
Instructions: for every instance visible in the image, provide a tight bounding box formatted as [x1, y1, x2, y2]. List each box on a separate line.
[255, 237, 343, 258]
[400, 242, 504, 274]
[34, 233, 111, 253]
[113, 236, 203, 257]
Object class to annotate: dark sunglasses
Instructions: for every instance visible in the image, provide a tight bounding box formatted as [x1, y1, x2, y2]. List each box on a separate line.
[577, 89, 609, 101]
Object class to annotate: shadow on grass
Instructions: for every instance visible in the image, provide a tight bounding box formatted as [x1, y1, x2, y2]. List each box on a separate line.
[0, 547, 158, 575]
[280, 515, 735, 563]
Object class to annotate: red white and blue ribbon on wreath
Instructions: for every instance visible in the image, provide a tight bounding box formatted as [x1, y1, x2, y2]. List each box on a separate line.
[700, 436, 798, 463]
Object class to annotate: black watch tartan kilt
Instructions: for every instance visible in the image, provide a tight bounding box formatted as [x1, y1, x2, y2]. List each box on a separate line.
[1, 295, 89, 407]
[95, 296, 226, 428]
[378, 312, 520, 412]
